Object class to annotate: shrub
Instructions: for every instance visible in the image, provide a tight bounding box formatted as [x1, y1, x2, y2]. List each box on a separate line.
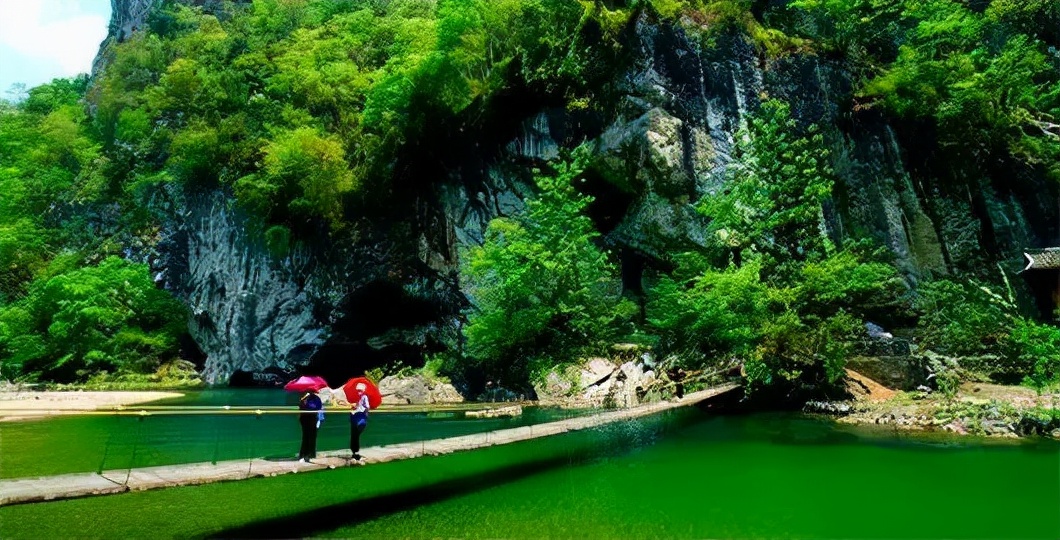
[914, 279, 1015, 357]
[748, 310, 859, 391]
[647, 256, 768, 368]
[1007, 319, 1060, 391]
[914, 277, 1060, 389]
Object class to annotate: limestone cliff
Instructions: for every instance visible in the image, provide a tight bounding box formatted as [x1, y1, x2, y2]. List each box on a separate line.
[92, 0, 164, 77]
[94, 4, 1058, 385]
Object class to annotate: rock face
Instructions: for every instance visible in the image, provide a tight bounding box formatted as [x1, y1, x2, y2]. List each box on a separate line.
[92, 0, 158, 71]
[378, 374, 464, 405]
[535, 358, 657, 408]
[157, 191, 327, 383]
[92, 0, 238, 80]
[553, 16, 1056, 287]
[94, 5, 1058, 385]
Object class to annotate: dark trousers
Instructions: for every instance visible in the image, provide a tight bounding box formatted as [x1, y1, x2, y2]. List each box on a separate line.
[350, 412, 368, 453]
[299, 412, 318, 459]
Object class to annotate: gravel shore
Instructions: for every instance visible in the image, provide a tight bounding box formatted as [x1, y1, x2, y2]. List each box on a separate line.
[0, 390, 184, 422]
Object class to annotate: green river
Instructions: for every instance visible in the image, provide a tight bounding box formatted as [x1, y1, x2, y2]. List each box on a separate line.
[1, 391, 1057, 539]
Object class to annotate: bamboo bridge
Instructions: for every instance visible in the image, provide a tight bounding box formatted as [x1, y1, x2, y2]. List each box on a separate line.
[0, 383, 739, 506]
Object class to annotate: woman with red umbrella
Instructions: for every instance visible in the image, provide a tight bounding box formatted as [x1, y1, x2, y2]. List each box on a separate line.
[343, 377, 380, 460]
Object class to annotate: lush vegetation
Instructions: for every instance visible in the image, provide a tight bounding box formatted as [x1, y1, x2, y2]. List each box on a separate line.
[2, 0, 1059, 398]
[461, 150, 638, 385]
[793, 0, 1060, 181]
[0, 77, 191, 385]
[913, 277, 1060, 389]
[648, 100, 905, 396]
[90, 0, 627, 236]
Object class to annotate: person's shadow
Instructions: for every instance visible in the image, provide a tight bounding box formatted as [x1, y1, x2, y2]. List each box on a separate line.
[210, 452, 580, 539]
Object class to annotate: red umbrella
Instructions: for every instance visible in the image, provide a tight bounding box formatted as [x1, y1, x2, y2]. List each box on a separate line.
[284, 375, 329, 393]
[342, 377, 382, 409]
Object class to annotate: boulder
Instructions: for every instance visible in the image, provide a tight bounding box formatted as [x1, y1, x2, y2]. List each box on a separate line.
[612, 380, 639, 408]
[537, 357, 658, 408]
[580, 358, 616, 388]
[583, 377, 615, 406]
[803, 401, 852, 414]
[379, 374, 465, 405]
[618, 361, 644, 382]
[430, 383, 464, 403]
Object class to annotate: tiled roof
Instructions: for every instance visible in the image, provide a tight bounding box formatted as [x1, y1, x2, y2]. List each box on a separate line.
[1024, 248, 1060, 270]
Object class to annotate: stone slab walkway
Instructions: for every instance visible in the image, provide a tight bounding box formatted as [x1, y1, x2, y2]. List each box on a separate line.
[0, 384, 738, 506]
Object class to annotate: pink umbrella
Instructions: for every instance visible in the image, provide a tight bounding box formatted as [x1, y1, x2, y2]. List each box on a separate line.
[283, 375, 328, 392]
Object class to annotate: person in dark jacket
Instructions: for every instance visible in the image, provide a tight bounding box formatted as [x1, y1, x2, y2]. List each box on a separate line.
[297, 390, 324, 462]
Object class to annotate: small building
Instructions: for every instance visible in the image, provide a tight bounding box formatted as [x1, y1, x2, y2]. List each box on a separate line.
[1021, 248, 1060, 320]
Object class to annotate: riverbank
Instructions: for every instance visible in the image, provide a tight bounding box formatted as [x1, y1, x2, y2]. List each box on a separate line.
[4, 369, 1057, 440]
[0, 388, 184, 422]
[830, 373, 1060, 438]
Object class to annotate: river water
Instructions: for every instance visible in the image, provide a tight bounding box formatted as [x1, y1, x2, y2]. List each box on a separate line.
[311, 411, 1060, 539]
[0, 389, 588, 478]
[1, 393, 1057, 539]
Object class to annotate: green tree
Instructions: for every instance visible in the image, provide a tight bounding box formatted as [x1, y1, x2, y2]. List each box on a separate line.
[1007, 319, 1060, 391]
[912, 277, 1060, 389]
[913, 279, 1015, 357]
[651, 99, 903, 396]
[235, 126, 356, 228]
[0, 78, 101, 302]
[0, 257, 188, 383]
[701, 99, 835, 273]
[647, 256, 768, 367]
[20, 75, 89, 115]
[462, 152, 633, 386]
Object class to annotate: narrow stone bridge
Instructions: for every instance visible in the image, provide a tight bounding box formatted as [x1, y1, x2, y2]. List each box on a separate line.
[0, 384, 739, 506]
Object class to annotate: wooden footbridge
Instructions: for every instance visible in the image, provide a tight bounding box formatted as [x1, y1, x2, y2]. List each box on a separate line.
[0, 383, 738, 506]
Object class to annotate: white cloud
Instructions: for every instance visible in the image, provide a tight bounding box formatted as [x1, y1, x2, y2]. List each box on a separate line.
[0, 0, 110, 90]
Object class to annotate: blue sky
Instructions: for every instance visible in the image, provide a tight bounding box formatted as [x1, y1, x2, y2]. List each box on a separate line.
[0, 0, 111, 97]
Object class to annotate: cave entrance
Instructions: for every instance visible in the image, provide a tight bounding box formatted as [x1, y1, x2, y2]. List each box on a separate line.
[307, 280, 447, 382]
[574, 169, 634, 236]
